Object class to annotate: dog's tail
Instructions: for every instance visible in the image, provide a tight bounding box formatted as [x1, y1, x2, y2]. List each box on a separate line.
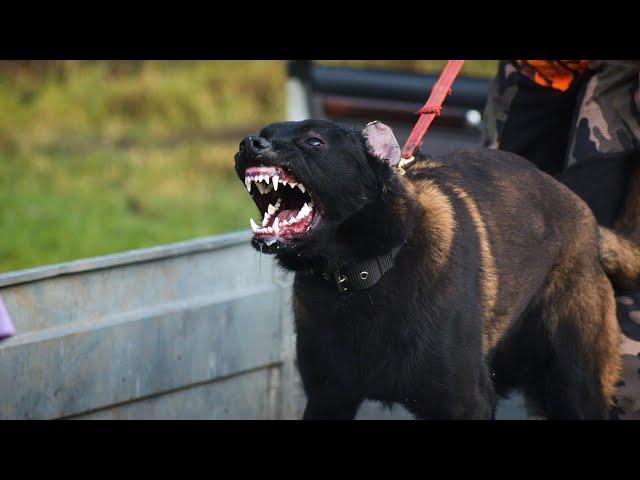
[598, 156, 640, 288]
[599, 227, 640, 288]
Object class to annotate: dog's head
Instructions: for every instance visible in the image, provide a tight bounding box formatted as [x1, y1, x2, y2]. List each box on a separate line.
[234, 119, 410, 265]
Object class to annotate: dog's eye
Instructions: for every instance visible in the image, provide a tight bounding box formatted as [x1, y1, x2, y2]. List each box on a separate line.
[305, 137, 324, 147]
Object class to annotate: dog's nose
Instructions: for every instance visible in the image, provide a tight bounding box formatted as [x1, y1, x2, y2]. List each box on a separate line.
[239, 136, 271, 154]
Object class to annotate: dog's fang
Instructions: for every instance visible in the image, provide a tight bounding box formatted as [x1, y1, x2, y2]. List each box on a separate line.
[273, 175, 279, 191]
[299, 203, 311, 218]
[267, 203, 277, 215]
[250, 218, 259, 232]
[298, 183, 305, 193]
[245, 177, 252, 192]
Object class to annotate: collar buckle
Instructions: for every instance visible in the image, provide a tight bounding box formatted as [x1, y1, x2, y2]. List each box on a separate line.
[334, 271, 349, 292]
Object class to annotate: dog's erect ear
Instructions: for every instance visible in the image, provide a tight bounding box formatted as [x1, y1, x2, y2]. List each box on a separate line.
[363, 121, 401, 168]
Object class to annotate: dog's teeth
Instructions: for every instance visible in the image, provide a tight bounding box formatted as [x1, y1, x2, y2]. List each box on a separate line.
[289, 182, 297, 188]
[298, 183, 305, 193]
[273, 217, 280, 235]
[262, 214, 270, 226]
[276, 198, 282, 207]
[282, 180, 288, 186]
[267, 203, 277, 215]
[245, 177, 252, 192]
[273, 175, 279, 191]
[250, 218, 259, 232]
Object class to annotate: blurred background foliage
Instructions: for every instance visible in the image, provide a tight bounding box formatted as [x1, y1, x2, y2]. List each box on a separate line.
[0, 60, 497, 272]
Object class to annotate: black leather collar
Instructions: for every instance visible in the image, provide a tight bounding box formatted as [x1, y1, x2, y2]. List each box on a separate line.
[309, 245, 403, 293]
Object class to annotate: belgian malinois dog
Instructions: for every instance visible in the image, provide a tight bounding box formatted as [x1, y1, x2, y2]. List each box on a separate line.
[234, 119, 630, 420]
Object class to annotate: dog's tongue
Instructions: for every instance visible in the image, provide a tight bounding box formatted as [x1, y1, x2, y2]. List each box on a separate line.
[271, 207, 313, 237]
[276, 209, 300, 223]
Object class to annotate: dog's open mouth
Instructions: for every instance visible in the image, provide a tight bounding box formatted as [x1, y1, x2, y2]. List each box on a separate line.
[244, 165, 320, 244]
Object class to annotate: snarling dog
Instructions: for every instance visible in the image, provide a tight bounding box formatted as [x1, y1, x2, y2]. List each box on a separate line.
[234, 119, 624, 420]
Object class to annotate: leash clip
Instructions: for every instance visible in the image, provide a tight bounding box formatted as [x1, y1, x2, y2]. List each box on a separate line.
[397, 156, 415, 176]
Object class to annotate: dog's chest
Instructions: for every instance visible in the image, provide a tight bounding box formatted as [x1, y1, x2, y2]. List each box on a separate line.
[293, 278, 437, 395]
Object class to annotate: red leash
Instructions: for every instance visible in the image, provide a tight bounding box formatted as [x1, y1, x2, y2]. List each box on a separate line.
[400, 60, 465, 162]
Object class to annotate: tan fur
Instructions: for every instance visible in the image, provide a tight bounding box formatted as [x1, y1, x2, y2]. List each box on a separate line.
[599, 226, 640, 288]
[597, 164, 640, 288]
[597, 282, 623, 407]
[403, 177, 456, 273]
[415, 158, 442, 169]
[450, 185, 500, 351]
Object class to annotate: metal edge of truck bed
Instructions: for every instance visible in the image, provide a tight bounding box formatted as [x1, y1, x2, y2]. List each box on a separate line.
[0, 230, 253, 288]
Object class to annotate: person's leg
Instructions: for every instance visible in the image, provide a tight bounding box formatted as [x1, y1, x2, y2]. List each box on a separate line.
[560, 62, 640, 419]
[482, 60, 584, 175]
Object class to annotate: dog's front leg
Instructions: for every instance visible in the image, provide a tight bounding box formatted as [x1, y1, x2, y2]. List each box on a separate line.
[302, 394, 362, 420]
[299, 366, 362, 419]
[297, 334, 363, 420]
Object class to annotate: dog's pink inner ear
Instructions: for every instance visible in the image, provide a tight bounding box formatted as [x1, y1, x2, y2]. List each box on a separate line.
[363, 121, 401, 168]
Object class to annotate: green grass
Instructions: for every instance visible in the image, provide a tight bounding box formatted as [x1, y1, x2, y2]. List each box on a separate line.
[0, 60, 497, 272]
[0, 142, 256, 271]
